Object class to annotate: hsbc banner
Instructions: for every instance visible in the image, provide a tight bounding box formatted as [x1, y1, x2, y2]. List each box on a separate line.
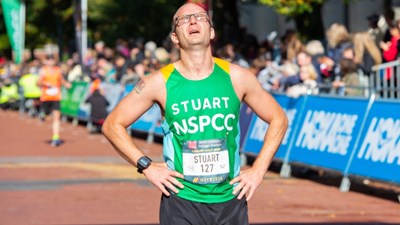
[288, 96, 368, 172]
[242, 94, 304, 159]
[242, 94, 400, 185]
[347, 100, 400, 184]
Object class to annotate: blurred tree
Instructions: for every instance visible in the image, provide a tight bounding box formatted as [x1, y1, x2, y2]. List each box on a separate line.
[259, 0, 326, 41]
[0, 0, 243, 60]
[88, 0, 182, 47]
[0, 0, 74, 59]
[1, 0, 183, 60]
[212, 0, 240, 46]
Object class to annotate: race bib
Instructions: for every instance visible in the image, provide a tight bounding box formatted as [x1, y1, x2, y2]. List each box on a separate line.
[182, 138, 230, 184]
[45, 87, 59, 96]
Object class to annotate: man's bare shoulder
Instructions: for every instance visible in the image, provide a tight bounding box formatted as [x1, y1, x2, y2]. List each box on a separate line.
[228, 62, 263, 100]
[229, 63, 254, 79]
[135, 70, 165, 91]
[130, 69, 167, 106]
[228, 62, 259, 86]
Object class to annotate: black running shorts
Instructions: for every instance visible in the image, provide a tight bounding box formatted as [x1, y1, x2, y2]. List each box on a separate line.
[160, 194, 249, 225]
[41, 101, 60, 115]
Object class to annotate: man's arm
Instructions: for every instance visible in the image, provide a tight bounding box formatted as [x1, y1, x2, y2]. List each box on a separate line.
[102, 72, 184, 195]
[229, 64, 288, 201]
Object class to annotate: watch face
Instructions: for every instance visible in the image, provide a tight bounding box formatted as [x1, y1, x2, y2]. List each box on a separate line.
[138, 156, 152, 170]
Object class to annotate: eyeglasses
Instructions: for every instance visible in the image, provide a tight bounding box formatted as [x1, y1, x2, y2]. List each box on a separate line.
[174, 12, 209, 27]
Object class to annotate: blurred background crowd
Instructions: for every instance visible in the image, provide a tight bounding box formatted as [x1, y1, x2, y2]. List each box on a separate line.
[0, 3, 399, 112]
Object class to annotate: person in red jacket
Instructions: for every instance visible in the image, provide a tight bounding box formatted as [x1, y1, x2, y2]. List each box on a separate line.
[379, 23, 400, 62]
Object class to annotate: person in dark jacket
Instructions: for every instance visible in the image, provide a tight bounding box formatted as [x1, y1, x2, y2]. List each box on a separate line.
[85, 88, 109, 133]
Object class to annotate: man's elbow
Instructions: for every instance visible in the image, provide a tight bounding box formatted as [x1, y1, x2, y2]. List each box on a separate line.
[278, 111, 289, 132]
[101, 117, 112, 136]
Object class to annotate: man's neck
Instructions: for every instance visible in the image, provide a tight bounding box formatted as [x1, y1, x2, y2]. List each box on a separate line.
[176, 48, 214, 80]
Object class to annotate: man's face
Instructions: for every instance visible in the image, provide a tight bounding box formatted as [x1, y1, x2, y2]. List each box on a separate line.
[171, 3, 214, 47]
[296, 52, 311, 67]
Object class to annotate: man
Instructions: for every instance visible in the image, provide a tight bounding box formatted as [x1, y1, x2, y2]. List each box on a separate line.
[38, 55, 70, 147]
[102, 3, 288, 225]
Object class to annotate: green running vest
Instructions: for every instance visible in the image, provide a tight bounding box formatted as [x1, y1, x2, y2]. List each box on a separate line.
[160, 58, 241, 203]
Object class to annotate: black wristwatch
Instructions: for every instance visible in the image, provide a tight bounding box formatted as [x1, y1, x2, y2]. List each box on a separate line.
[137, 156, 152, 174]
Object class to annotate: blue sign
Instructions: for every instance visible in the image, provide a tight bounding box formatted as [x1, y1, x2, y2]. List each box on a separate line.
[242, 94, 304, 159]
[348, 100, 400, 183]
[288, 96, 369, 172]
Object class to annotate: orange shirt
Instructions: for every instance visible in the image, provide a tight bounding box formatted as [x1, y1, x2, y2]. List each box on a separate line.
[39, 66, 63, 101]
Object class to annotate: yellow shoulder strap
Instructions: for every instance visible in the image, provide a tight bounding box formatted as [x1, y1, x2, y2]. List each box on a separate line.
[214, 57, 230, 74]
[160, 64, 175, 81]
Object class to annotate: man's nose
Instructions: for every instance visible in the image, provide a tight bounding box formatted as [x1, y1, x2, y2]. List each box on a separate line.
[189, 14, 197, 23]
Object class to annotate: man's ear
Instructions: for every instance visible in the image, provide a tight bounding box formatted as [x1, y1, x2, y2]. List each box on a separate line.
[210, 27, 215, 40]
[171, 32, 179, 44]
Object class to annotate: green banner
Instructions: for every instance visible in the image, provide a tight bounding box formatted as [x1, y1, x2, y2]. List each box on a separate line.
[61, 82, 90, 117]
[1, 0, 25, 64]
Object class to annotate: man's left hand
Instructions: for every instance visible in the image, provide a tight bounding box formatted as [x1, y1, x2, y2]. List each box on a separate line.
[229, 167, 265, 201]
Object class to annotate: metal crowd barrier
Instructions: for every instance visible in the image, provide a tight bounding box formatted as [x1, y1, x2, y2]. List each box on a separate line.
[371, 60, 400, 99]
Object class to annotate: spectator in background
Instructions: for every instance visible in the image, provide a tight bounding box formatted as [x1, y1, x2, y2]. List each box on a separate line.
[94, 41, 106, 59]
[66, 53, 85, 82]
[286, 34, 304, 64]
[84, 48, 96, 69]
[275, 33, 305, 82]
[103, 47, 115, 62]
[120, 62, 145, 86]
[154, 47, 171, 68]
[114, 55, 128, 82]
[353, 32, 382, 75]
[286, 63, 318, 98]
[273, 51, 313, 91]
[219, 43, 250, 68]
[0, 78, 19, 110]
[379, 23, 400, 62]
[249, 56, 264, 77]
[326, 23, 352, 76]
[144, 41, 157, 62]
[257, 52, 283, 91]
[129, 39, 146, 65]
[97, 57, 115, 83]
[169, 45, 180, 63]
[305, 40, 334, 85]
[342, 46, 355, 60]
[116, 39, 130, 58]
[382, 8, 396, 43]
[367, 14, 384, 47]
[332, 58, 363, 97]
[280, 29, 297, 63]
[18, 66, 42, 116]
[85, 83, 109, 134]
